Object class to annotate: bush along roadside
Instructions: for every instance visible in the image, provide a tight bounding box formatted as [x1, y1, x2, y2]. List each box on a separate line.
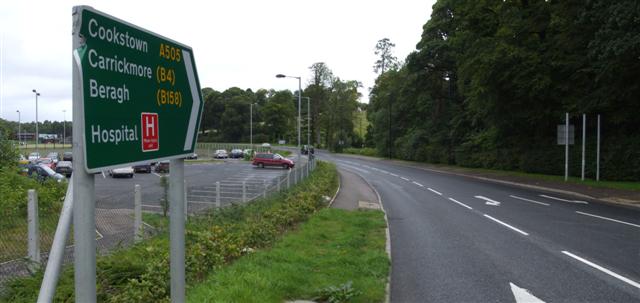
[0, 161, 338, 303]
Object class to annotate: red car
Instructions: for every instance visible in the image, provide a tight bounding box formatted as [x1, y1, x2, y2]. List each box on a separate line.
[252, 153, 294, 169]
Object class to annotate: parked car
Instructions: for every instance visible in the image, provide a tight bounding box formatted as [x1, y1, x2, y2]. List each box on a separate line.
[46, 152, 60, 163]
[63, 152, 73, 161]
[36, 158, 56, 169]
[133, 163, 152, 173]
[155, 161, 170, 173]
[186, 153, 198, 160]
[55, 161, 73, 177]
[230, 149, 244, 158]
[28, 164, 66, 182]
[214, 149, 228, 159]
[261, 143, 271, 148]
[252, 153, 294, 169]
[301, 145, 315, 155]
[28, 152, 40, 163]
[109, 166, 134, 178]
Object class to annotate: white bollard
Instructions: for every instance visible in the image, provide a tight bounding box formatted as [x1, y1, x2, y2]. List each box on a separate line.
[216, 181, 221, 208]
[134, 184, 142, 243]
[28, 189, 40, 271]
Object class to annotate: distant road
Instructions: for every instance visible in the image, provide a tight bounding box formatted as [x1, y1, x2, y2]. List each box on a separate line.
[317, 151, 640, 302]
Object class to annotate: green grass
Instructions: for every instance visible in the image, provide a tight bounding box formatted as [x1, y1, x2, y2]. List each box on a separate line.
[273, 149, 292, 157]
[342, 147, 377, 157]
[187, 208, 389, 303]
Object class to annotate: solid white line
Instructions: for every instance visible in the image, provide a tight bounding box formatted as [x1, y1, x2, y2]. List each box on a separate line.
[483, 214, 529, 236]
[540, 194, 588, 204]
[562, 251, 640, 289]
[576, 211, 640, 229]
[448, 197, 472, 210]
[412, 181, 424, 187]
[428, 188, 442, 195]
[390, 173, 398, 177]
[400, 177, 410, 181]
[509, 195, 550, 206]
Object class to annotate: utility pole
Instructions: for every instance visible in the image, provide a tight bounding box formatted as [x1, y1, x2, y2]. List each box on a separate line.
[32, 89, 40, 151]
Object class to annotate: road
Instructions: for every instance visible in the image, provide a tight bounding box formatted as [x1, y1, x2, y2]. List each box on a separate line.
[317, 151, 640, 302]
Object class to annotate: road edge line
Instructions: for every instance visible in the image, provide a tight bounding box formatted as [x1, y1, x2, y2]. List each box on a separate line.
[562, 250, 640, 289]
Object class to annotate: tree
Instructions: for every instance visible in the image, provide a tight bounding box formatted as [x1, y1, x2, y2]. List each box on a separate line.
[305, 62, 334, 146]
[373, 38, 399, 74]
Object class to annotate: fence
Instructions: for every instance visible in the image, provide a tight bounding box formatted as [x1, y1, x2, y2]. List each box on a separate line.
[0, 154, 317, 295]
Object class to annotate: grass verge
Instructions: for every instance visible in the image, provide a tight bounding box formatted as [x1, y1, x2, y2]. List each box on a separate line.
[187, 208, 389, 303]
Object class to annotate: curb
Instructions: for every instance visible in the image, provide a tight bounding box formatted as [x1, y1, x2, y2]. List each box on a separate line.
[328, 167, 341, 207]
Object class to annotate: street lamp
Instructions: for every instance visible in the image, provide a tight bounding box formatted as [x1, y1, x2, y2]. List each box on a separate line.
[16, 110, 20, 144]
[32, 89, 40, 151]
[276, 74, 301, 149]
[299, 96, 311, 147]
[62, 110, 66, 146]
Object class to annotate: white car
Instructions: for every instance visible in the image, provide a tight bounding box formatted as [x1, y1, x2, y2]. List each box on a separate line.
[214, 149, 228, 159]
[109, 166, 134, 178]
[261, 143, 271, 147]
[28, 152, 40, 163]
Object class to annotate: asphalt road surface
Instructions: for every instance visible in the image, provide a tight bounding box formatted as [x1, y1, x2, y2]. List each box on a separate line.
[317, 151, 640, 302]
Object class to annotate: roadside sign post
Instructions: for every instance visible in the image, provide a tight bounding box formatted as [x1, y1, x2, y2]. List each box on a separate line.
[72, 6, 203, 302]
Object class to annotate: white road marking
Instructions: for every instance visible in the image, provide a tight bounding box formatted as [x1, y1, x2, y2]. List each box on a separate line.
[475, 195, 501, 206]
[427, 188, 442, 195]
[576, 211, 640, 229]
[400, 177, 410, 181]
[562, 251, 640, 289]
[483, 214, 529, 236]
[539, 194, 588, 204]
[509, 195, 550, 206]
[101, 171, 106, 179]
[390, 173, 398, 177]
[412, 181, 424, 187]
[448, 197, 472, 210]
[510, 282, 545, 303]
[142, 204, 162, 208]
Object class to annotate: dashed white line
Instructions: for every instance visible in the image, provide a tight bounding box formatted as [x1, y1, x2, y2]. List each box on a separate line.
[448, 197, 472, 210]
[509, 195, 550, 206]
[412, 181, 424, 187]
[483, 214, 529, 236]
[562, 251, 640, 289]
[427, 188, 442, 195]
[540, 194, 588, 204]
[576, 211, 640, 229]
[390, 173, 398, 177]
[400, 177, 410, 181]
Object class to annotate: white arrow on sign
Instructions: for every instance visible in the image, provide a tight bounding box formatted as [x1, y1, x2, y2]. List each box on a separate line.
[475, 195, 501, 206]
[510, 282, 545, 303]
[182, 50, 201, 151]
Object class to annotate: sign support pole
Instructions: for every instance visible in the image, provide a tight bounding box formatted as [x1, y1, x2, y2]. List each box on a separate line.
[169, 159, 185, 302]
[564, 113, 569, 181]
[72, 6, 96, 302]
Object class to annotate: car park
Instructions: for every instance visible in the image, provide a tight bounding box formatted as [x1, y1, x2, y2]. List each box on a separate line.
[252, 153, 294, 169]
[230, 149, 244, 158]
[28, 152, 40, 163]
[133, 163, 152, 173]
[28, 164, 66, 182]
[55, 161, 73, 177]
[109, 166, 134, 178]
[155, 161, 170, 173]
[63, 152, 73, 161]
[214, 149, 228, 159]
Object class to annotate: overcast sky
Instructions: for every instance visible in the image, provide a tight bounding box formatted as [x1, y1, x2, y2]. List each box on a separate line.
[0, 0, 434, 122]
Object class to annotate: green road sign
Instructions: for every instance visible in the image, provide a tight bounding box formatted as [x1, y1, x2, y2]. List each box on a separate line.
[73, 7, 203, 172]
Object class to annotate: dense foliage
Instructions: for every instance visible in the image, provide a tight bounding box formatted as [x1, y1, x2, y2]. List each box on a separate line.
[367, 0, 640, 180]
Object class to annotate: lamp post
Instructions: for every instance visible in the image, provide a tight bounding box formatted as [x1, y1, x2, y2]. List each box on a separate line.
[276, 74, 301, 149]
[16, 110, 20, 144]
[62, 110, 66, 146]
[300, 97, 311, 147]
[32, 89, 40, 151]
[250, 103, 256, 147]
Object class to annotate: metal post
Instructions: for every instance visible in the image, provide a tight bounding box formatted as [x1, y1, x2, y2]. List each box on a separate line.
[565, 112, 569, 181]
[298, 77, 301, 150]
[169, 159, 185, 303]
[38, 180, 73, 303]
[307, 97, 310, 147]
[263, 179, 268, 198]
[215, 181, 221, 207]
[184, 180, 188, 220]
[72, 7, 97, 302]
[242, 180, 247, 203]
[134, 184, 142, 243]
[581, 114, 586, 181]
[277, 175, 281, 192]
[287, 170, 291, 189]
[295, 166, 298, 184]
[597, 114, 601, 181]
[250, 103, 253, 147]
[28, 189, 40, 271]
